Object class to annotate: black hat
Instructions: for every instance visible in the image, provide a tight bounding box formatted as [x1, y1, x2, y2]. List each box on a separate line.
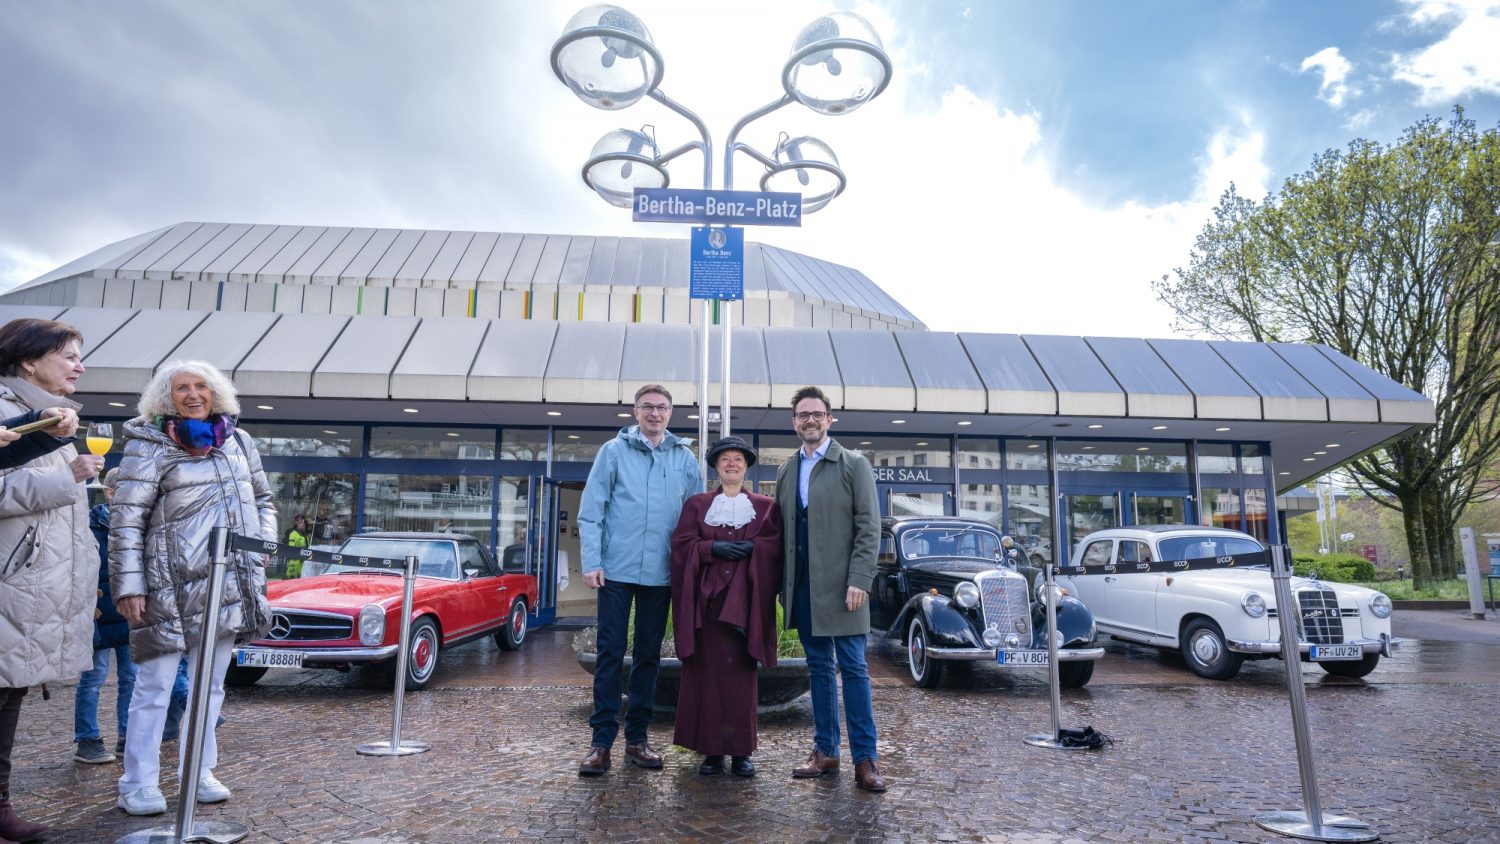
[706, 435, 757, 468]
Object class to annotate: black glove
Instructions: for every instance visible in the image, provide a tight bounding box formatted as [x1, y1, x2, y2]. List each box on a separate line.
[712, 540, 754, 561]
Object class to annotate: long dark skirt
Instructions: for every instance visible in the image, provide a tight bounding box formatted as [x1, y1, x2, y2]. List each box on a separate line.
[673, 597, 759, 757]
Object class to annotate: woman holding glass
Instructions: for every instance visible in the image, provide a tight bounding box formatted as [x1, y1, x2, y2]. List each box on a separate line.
[110, 361, 275, 816]
[669, 436, 783, 778]
[0, 317, 100, 843]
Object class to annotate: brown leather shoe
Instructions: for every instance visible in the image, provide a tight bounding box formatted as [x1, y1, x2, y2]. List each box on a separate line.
[854, 760, 888, 792]
[578, 745, 610, 776]
[624, 741, 663, 769]
[791, 750, 840, 778]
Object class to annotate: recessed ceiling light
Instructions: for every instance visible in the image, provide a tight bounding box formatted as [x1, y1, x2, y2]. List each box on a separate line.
[1325, 443, 1340, 448]
[891, 419, 906, 424]
[323, 430, 338, 435]
[1279, 471, 1290, 475]
[402, 408, 419, 414]
[1082, 446, 1095, 451]
[617, 412, 631, 418]
[1136, 447, 1150, 452]
[107, 402, 126, 408]
[546, 411, 562, 417]
[1026, 443, 1040, 449]
[1215, 427, 1231, 432]
[687, 414, 700, 420]
[859, 441, 872, 446]
[256, 404, 274, 410]
[1303, 457, 1316, 462]
[446, 432, 460, 438]
[1313, 451, 1327, 455]
[567, 435, 580, 440]
[956, 420, 972, 426]
[916, 442, 929, 447]
[1087, 424, 1104, 429]
[1151, 425, 1168, 431]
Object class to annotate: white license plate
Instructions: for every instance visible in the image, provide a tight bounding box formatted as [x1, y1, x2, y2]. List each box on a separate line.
[235, 649, 304, 669]
[997, 649, 1049, 666]
[1309, 644, 1362, 661]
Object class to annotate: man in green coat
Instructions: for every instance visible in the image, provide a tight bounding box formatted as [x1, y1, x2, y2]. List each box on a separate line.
[774, 386, 887, 792]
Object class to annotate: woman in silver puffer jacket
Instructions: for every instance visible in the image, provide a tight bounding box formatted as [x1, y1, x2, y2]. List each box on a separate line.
[109, 360, 275, 817]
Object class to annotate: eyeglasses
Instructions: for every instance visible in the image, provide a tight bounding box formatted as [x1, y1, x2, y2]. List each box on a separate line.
[793, 411, 830, 422]
[635, 403, 672, 414]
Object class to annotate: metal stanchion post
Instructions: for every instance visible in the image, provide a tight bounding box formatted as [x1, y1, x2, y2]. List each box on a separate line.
[1254, 545, 1376, 842]
[357, 555, 431, 756]
[118, 527, 247, 844]
[1024, 563, 1081, 750]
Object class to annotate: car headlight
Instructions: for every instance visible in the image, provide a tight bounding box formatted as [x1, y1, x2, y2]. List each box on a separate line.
[1035, 581, 1066, 605]
[1369, 593, 1392, 619]
[1241, 592, 1267, 618]
[358, 604, 386, 646]
[954, 582, 981, 609]
[981, 625, 1003, 648]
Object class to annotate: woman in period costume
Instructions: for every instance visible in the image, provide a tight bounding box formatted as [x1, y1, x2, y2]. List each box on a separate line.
[669, 436, 783, 777]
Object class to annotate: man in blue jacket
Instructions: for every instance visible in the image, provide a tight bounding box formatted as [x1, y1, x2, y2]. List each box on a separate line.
[73, 468, 135, 764]
[577, 384, 702, 776]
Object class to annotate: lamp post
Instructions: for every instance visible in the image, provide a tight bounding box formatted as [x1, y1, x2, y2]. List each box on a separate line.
[550, 4, 891, 480]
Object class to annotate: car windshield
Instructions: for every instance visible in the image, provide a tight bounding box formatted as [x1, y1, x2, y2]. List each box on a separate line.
[1157, 535, 1266, 563]
[328, 539, 460, 580]
[900, 527, 1002, 560]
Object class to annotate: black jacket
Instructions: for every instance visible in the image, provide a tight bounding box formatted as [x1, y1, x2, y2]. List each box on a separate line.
[90, 503, 131, 650]
[0, 410, 72, 470]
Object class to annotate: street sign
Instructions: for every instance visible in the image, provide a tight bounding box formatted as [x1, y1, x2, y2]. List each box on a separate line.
[634, 187, 802, 227]
[1360, 545, 1378, 563]
[689, 226, 743, 300]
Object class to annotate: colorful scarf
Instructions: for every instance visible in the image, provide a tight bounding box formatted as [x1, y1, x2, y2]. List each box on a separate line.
[158, 414, 236, 457]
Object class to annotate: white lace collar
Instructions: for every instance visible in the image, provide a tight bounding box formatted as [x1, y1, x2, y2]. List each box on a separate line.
[704, 492, 756, 529]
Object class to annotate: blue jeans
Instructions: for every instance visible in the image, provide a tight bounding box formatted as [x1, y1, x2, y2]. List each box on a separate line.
[162, 658, 190, 738]
[590, 580, 671, 748]
[74, 645, 136, 742]
[796, 626, 879, 765]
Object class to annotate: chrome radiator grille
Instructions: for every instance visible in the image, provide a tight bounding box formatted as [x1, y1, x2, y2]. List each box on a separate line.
[270, 611, 353, 642]
[1294, 588, 1345, 645]
[976, 572, 1031, 642]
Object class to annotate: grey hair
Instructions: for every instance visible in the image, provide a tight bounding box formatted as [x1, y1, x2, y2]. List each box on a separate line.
[137, 360, 241, 418]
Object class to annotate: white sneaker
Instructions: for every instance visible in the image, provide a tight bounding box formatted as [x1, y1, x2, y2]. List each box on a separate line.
[197, 773, 231, 803]
[117, 785, 167, 816]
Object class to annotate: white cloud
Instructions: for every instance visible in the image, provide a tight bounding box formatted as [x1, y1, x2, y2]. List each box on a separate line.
[1391, 0, 1500, 103]
[1300, 47, 1355, 107]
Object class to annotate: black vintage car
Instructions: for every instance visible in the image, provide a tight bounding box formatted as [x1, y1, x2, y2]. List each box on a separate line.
[870, 518, 1105, 688]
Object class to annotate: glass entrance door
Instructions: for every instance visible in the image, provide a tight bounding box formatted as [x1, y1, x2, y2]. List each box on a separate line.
[884, 487, 952, 519]
[1064, 493, 1120, 563]
[1132, 493, 1189, 526]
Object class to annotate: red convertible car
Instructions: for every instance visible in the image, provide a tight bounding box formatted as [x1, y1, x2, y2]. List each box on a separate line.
[227, 532, 538, 690]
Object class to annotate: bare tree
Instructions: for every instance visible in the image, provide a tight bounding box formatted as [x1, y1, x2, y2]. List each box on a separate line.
[1154, 109, 1500, 589]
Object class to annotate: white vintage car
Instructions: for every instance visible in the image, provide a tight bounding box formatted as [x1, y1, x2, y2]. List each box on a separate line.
[1060, 525, 1399, 680]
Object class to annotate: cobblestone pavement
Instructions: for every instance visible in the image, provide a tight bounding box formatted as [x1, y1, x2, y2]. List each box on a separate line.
[10, 628, 1500, 843]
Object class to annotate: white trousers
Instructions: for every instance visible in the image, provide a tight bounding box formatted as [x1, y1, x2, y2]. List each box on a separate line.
[119, 635, 233, 795]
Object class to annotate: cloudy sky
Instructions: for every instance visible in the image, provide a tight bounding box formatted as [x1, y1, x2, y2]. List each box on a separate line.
[2, 0, 1497, 337]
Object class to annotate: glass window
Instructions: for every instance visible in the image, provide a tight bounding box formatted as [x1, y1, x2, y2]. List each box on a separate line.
[847, 436, 951, 469]
[364, 473, 494, 546]
[1005, 439, 1049, 471]
[458, 540, 492, 577]
[1201, 487, 1242, 531]
[878, 532, 897, 563]
[1159, 534, 1265, 560]
[755, 435, 802, 469]
[1244, 487, 1269, 541]
[1080, 539, 1113, 565]
[900, 526, 1001, 560]
[1240, 443, 1265, 475]
[1005, 483, 1053, 565]
[1118, 540, 1154, 563]
[336, 537, 460, 579]
[264, 471, 359, 578]
[1057, 441, 1187, 473]
[250, 424, 360, 458]
[1198, 443, 1237, 475]
[501, 430, 548, 461]
[553, 430, 615, 462]
[497, 477, 531, 572]
[958, 439, 1001, 471]
[959, 483, 1001, 527]
[370, 427, 495, 460]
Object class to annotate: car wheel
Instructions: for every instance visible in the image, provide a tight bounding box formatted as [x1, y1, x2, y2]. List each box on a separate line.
[1058, 660, 1094, 688]
[1319, 653, 1380, 678]
[223, 665, 267, 687]
[906, 616, 943, 689]
[1181, 618, 1244, 680]
[496, 599, 528, 651]
[387, 617, 440, 691]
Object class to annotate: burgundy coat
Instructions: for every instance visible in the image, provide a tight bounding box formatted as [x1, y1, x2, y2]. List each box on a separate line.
[669, 491, 783, 666]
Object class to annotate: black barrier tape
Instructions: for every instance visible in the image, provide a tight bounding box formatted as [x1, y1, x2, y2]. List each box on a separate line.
[1059, 549, 1269, 576]
[228, 532, 409, 571]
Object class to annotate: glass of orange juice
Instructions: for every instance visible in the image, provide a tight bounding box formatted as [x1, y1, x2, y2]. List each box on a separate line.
[85, 422, 112, 488]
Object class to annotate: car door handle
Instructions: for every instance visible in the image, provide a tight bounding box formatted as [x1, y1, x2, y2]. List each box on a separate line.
[496, 585, 508, 591]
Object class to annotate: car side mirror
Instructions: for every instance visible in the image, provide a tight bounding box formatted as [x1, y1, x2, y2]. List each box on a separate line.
[463, 567, 481, 579]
